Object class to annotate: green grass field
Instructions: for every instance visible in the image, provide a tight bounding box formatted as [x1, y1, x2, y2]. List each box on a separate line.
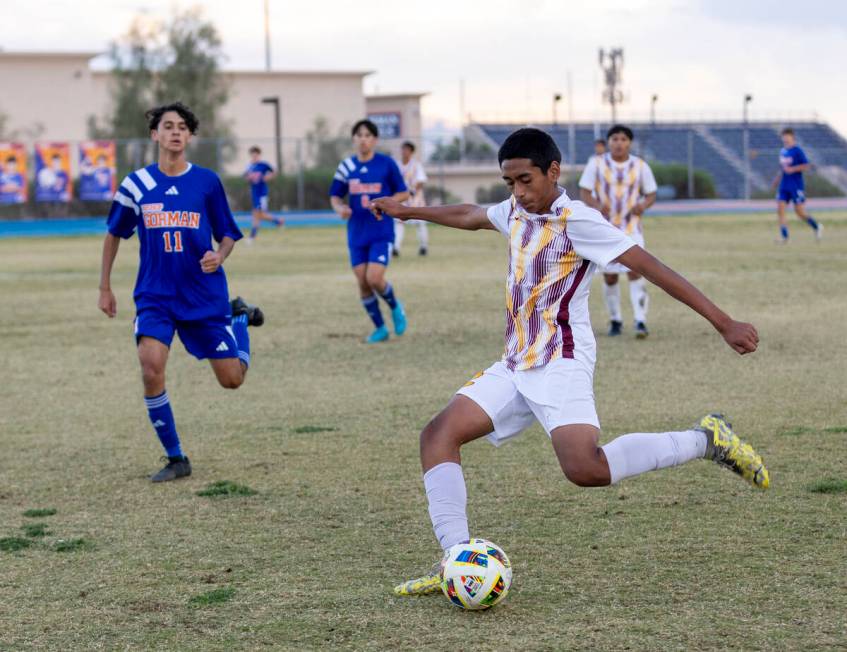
[1, 212, 846, 650]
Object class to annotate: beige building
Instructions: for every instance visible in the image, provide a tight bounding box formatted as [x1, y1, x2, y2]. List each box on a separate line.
[0, 51, 427, 174]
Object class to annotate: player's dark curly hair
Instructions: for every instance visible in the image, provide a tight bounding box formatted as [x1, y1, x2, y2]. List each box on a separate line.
[146, 102, 200, 134]
[606, 124, 634, 141]
[401, 141, 416, 151]
[351, 119, 379, 138]
[497, 128, 561, 173]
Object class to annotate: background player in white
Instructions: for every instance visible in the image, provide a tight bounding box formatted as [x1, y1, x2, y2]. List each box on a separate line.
[579, 124, 657, 338]
[393, 141, 430, 257]
[372, 127, 768, 597]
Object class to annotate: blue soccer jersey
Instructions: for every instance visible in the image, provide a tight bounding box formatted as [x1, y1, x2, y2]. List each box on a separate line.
[329, 152, 407, 246]
[246, 160, 273, 202]
[107, 163, 242, 320]
[779, 146, 808, 193]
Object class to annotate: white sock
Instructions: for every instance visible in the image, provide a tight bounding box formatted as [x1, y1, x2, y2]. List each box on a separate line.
[424, 462, 469, 551]
[604, 282, 622, 322]
[417, 221, 429, 249]
[393, 219, 405, 252]
[629, 278, 649, 323]
[601, 430, 707, 484]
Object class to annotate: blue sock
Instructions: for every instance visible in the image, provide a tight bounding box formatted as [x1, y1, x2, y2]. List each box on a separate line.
[780, 225, 789, 240]
[231, 313, 250, 368]
[145, 391, 183, 459]
[250, 226, 258, 238]
[378, 283, 398, 310]
[806, 216, 819, 230]
[362, 294, 385, 328]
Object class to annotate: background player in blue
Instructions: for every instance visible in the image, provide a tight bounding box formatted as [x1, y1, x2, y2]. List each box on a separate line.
[97, 102, 265, 483]
[773, 128, 822, 242]
[245, 145, 283, 243]
[329, 119, 410, 343]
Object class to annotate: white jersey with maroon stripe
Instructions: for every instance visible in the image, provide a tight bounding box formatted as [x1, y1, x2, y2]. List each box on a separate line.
[399, 158, 427, 208]
[578, 154, 657, 235]
[487, 190, 636, 371]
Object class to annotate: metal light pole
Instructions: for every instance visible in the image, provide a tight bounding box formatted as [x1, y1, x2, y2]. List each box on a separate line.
[599, 48, 624, 123]
[552, 93, 562, 128]
[743, 94, 753, 200]
[647, 94, 658, 157]
[262, 96, 282, 173]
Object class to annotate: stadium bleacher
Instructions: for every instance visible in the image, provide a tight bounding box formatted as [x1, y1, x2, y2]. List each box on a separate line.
[471, 121, 847, 198]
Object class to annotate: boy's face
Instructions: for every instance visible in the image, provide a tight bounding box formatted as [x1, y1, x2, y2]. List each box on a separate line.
[781, 133, 796, 148]
[250, 150, 260, 162]
[608, 132, 631, 158]
[6, 160, 18, 173]
[353, 127, 377, 156]
[594, 142, 606, 155]
[501, 158, 560, 214]
[401, 146, 413, 163]
[152, 111, 192, 154]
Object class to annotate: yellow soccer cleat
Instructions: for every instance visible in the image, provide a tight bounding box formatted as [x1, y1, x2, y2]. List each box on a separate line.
[393, 560, 443, 597]
[698, 413, 770, 489]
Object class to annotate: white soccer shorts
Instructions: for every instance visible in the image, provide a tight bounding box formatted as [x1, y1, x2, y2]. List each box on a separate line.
[456, 357, 599, 447]
[603, 231, 644, 275]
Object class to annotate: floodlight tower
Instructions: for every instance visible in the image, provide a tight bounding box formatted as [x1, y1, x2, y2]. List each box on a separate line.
[598, 48, 624, 122]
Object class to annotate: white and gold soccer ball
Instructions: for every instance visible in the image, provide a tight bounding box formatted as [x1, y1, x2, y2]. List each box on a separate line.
[440, 538, 512, 610]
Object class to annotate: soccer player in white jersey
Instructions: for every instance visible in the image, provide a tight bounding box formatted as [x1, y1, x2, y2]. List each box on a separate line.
[371, 128, 768, 597]
[579, 125, 657, 338]
[393, 141, 430, 257]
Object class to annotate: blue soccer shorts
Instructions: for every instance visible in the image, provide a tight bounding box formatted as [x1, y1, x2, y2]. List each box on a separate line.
[134, 305, 238, 360]
[349, 240, 392, 267]
[776, 188, 805, 204]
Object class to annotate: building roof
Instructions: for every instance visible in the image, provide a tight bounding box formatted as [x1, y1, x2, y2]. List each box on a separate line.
[0, 50, 102, 60]
[366, 92, 429, 100]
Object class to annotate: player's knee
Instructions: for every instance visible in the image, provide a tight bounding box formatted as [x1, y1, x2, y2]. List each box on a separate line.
[559, 452, 609, 487]
[218, 369, 244, 389]
[140, 361, 164, 388]
[365, 271, 384, 290]
[420, 417, 458, 453]
[604, 276, 619, 286]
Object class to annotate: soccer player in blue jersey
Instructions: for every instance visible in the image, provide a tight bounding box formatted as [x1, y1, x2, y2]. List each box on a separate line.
[98, 102, 264, 482]
[245, 145, 282, 243]
[773, 128, 822, 242]
[329, 119, 410, 343]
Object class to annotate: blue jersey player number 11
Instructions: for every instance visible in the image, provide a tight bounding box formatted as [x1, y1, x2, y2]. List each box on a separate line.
[98, 102, 265, 483]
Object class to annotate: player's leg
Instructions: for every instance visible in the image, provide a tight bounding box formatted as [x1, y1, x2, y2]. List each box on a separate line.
[209, 358, 245, 389]
[257, 196, 283, 227]
[776, 199, 789, 242]
[393, 218, 405, 256]
[603, 273, 623, 336]
[367, 243, 407, 336]
[792, 194, 822, 239]
[552, 416, 768, 489]
[137, 325, 191, 482]
[353, 261, 388, 342]
[416, 220, 429, 255]
[626, 270, 649, 338]
[248, 208, 261, 242]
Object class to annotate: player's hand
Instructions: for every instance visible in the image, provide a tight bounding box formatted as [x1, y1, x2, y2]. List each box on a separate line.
[98, 288, 116, 318]
[719, 319, 759, 355]
[336, 206, 352, 220]
[371, 197, 406, 220]
[631, 203, 644, 216]
[200, 250, 224, 274]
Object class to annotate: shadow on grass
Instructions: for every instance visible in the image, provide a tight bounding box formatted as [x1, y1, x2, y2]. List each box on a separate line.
[196, 481, 258, 498]
[189, 587, 236, 607]
[292, 425, 338, 434]
[23, 508, 57, 518]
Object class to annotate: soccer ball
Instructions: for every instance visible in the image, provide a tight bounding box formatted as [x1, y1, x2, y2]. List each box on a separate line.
[440, 538, 512, 610]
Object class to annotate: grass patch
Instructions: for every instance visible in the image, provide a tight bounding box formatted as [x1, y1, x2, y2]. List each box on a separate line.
[780, 425, 847, 436]
[821, 426, 847, 434]
[21, 523, 50, 538]
[196, 481, 258, 498]
[23, 508, 57, 518]
[292, 425, 338, 434]
[0, 537, 32, 552]
[188, 587, 236, 607]
[53, 538, 94, 552]
[808, 479, 847, 494]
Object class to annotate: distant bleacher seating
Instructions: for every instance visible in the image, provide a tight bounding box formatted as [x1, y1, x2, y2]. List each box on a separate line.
[471, 121, 847, 199]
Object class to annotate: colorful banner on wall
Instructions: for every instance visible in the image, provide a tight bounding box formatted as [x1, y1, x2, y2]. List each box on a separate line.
[367, 112, 402, 139]
[79, 140, 117, 201]
[35, 142, 73, 203]
[0, 142, 28, 204]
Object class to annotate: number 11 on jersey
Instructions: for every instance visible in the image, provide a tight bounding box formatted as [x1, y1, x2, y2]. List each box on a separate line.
[163, 231, 184, 252]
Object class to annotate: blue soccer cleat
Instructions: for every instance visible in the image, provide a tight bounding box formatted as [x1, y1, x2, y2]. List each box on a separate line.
[392, 302, 407, 336]
[366, 325, 390, 344]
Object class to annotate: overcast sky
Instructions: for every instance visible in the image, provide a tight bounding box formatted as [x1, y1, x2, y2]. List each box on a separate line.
[6, 0, 847, 135]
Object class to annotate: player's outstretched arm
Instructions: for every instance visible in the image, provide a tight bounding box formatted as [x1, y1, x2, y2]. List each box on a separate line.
[370, 197, 493, 231]
[98, 233, 121, 318]
[616, 246, 758, 355]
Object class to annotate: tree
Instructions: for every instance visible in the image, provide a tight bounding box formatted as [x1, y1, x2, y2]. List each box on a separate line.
[305, 116, 351, 169]
[430, 137, 494, 163]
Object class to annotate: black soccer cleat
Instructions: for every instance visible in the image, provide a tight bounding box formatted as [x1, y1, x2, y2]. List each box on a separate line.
[419, 246, 428, 256]
[151, 456, 192, 483]
[608, 320, 623, 337]
[635, 321, 649, 339]
[231, 296, 264, 327]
